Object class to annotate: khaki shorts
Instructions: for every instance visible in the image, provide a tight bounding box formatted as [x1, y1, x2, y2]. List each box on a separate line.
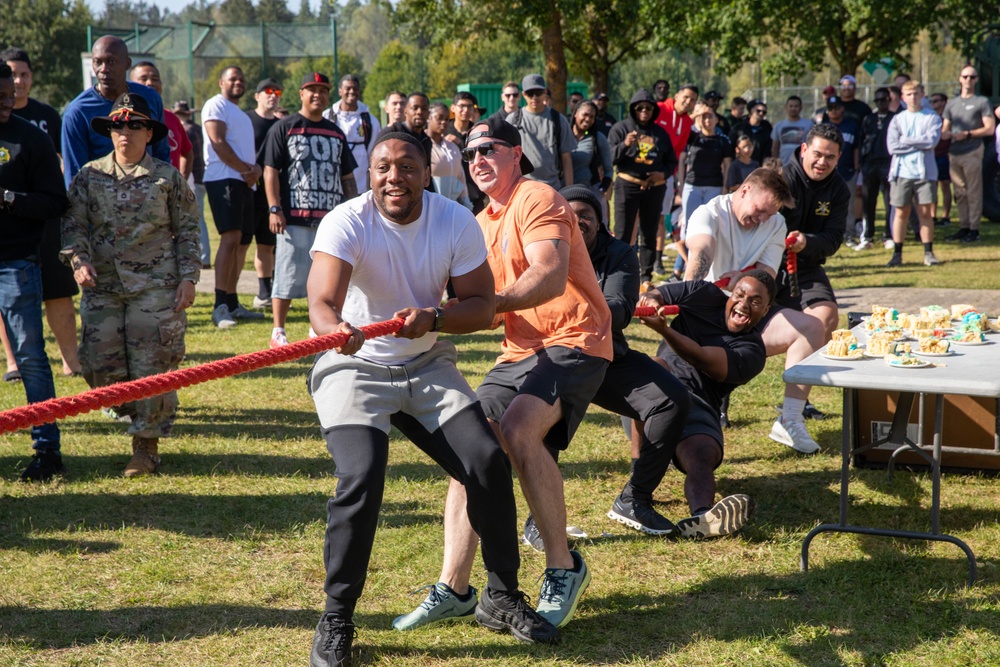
[889, 178, 935, 207]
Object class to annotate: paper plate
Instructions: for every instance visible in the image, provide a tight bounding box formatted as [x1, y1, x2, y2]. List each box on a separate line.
[885, 357, 932, 368]
[912, 350, 954, 357]
[821, 352, 864, 361]
[949, 338, 990, 346]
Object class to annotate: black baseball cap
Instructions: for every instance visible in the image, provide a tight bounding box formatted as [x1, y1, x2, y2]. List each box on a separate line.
[300, 72, 331, 89]
[255, 77, 283, 93]
[467, 117, 534, 175]
[704, 90, 722, 100]
[826, 95, 844, 109]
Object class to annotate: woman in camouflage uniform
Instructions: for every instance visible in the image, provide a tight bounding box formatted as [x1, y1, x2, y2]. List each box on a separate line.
[61, 92, 201, 477]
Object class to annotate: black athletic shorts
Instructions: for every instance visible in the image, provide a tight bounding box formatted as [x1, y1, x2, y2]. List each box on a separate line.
[39, 219, 78, 300]
[206, 178, 254, 236]
[773, 264, 837, 312]
[247, 186, 277, 247]
[477, 346, 608, 450]
[672, 393, 724, 474]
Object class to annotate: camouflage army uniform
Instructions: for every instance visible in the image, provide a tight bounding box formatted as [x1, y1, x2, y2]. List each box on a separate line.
[61, 153, 201, 438]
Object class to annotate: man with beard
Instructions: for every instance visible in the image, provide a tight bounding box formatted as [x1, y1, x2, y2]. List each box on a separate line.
[323, 74, 380, 192]
[263, 72, 357, 350]
[306, 132, 560, 666]
[62, 35, 168, 185]
[379, 92, 435, 192]
[202, 65, 261, 328]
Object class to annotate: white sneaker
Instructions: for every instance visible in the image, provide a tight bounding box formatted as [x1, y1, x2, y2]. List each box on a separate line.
[769, 417, 820, 454]
[883, 239, 895, 250]
[252, 295, 272, 310]
[212, 304, 237, 329]
[270, 330, 289, 349]
[853, 239, 873, 251]
[923, 252, 942, 266]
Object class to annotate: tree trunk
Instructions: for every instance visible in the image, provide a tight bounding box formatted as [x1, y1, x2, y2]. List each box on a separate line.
[593, 64, 610, 98]
[540, 3, 567, 113]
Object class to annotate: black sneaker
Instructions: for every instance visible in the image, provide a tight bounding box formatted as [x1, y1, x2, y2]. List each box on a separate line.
[802, 401, 828, 420]
[886, 254, 902, 268]
[522, 514, 545, 552]
[945, 228, 969, 242]
[607, 494, 676, 535]
[475, 586, 561, 644]
[20, 451, 64, 482]
[960, 230, 980, 243]
[310, 613, 355, 667]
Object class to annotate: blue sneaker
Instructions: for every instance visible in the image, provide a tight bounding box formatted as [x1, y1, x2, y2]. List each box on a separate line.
[391, 582, 477, 630]
[536, 550, 591, 628]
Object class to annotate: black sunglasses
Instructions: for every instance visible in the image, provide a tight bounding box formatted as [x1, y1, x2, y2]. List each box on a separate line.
[109, 119, 151, 131]
[461, 141, 511, 162]
[524, 90, 544, 98]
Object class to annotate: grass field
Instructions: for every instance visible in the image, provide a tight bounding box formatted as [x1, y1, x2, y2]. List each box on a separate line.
[2, 221, 1000, 666]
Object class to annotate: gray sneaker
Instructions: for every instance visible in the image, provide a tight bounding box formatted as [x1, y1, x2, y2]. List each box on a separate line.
[523, 513, 545, 552]
[676, 494, 756, 539]
[536, 550, 590, 628]
[252, 295, 272, 309]
[230, 304, 265, 320]
[212, 304, 237, 328]
[391, 582, 477, 631]
[924, 252, 942, 266]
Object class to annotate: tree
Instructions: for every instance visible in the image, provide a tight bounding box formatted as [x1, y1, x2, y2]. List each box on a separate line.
[217, 0, 256, 23]
[0, 0, 94, 107]
[256, 0, 293, 23]
[365, 39, 420, 105]
[341, 1, 394, 73]
[97, 0, 163, 27]
[295, 0, 313, 22]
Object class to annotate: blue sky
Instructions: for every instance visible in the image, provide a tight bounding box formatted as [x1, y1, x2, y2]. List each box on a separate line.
[84, 0, 328, 19]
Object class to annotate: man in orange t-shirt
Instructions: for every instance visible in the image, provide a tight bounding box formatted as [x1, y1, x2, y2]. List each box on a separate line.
[419, 117, 611, 631]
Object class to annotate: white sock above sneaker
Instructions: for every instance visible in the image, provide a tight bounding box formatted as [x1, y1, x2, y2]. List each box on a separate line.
[782, 397, 806, 424]
[272, 327, 285, 336]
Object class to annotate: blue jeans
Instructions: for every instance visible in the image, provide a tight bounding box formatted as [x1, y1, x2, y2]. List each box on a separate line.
[0, 260, 60, 451]
[674, 184, 723, 273]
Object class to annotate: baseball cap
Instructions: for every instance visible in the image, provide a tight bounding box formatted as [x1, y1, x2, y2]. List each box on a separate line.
[822, 85, 836, 96]
[839, 74, 857, 86]
[300, 72, 331, 89]
[255, 77, 283, 93]
[467, 117, 535, 175]
[595, 92, 609, 101]
[172, 100, 194, 116]
[826, 95, 844, 108]
[704, 90, 722, 100]
[521, 73, 546, 93]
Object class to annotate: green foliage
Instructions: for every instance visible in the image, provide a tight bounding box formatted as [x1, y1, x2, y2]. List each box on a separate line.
[283, 52, 366, 97]
[365, 39, 421, 104]
[196, 59, 263, 109]
[0, 0, 94, 108]
[255, 0, 294, 23]
[216, 0, 256, 23]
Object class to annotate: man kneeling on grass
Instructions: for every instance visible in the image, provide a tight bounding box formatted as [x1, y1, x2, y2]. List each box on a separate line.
[631, 269, 775, 538]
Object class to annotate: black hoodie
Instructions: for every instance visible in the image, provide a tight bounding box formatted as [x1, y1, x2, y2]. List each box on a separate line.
[607, 90, 677, 179]
[589, 224, 638, 360]
[780, 146, 850, 270]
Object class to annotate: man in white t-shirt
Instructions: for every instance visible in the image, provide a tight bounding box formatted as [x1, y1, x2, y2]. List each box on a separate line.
[323, 73, 380, 191]
[684, 167, 828, 454]
[304, 132, 560, 666]
[202, 65, 260, 329]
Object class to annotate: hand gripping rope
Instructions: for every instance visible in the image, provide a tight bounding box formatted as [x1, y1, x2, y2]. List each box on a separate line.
[785, 234, 799, 298]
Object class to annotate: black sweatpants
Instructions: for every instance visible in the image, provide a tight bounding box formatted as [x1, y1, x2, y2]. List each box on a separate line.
[321, 404, 519, 619]
[613, 179, 667, 283]
[590, 350, 690, 502]
[860, 163, 891, 241]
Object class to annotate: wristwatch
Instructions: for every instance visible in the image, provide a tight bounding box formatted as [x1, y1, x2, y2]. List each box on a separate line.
[431, 307, 445, 332]
[268, 205, 282, 214]
[2, 190, 14, 208]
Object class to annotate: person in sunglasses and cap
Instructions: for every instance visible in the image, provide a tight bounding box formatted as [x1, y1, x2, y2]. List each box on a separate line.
[61, 92, 201, 478]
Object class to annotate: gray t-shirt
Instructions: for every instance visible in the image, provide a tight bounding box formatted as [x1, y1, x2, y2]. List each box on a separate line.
[771, 118, 814, 163]
[943, 95, 993, 155]
[507, 108, 578, 188]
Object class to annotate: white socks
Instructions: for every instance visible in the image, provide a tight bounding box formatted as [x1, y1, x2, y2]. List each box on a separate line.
[782, 397, 806, 423]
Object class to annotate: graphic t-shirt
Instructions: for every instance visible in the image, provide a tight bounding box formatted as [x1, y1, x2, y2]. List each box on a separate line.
[163, 109, 193, 170]
[13, 98, 62, 152]
[477, 179, 612, 363]
[771, 118, 813, 163]
[262, 113, 357, 227]
[311, 191, 487, 364]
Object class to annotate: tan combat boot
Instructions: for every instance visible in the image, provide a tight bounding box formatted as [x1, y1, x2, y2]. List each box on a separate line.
[124, 436, 161, 478]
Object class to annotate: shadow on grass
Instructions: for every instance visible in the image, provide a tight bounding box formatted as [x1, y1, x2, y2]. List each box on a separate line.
[0, 491, 440, 548]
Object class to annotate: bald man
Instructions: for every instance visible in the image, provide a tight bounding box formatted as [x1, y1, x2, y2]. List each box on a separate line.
[61, 35, 169, 187]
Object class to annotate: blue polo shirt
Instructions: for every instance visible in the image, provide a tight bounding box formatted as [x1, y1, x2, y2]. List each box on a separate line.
[61, 81, 170, 188]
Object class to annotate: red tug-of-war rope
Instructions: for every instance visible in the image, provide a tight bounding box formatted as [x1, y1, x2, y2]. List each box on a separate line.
[785, 234, 799, 298]
[1, 306, 687, 435]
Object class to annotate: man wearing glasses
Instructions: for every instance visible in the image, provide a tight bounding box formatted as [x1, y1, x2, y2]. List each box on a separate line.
[245, 77, 284, 311]
[942, 65, 996, 243]
[729, 99, 773, 165]
[507, 73, 576, 189]
[489, 81, 520, 122]
[446, 91, 485, 212]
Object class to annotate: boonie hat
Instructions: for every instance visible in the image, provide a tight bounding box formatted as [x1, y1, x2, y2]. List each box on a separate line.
[521, 73, 546, 93]
[300, 72, 332, 89]
[91, 92, 168, 144]
[467, 117, 535, 175]
[255, 77, 283, 93]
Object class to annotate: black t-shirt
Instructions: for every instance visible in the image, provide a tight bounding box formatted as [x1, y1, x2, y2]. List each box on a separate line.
[842, 99, 872, 126]
[729, 120, 773, 165]
[261, 113, 357, 227]
[184, 120, 205, 183]
[684, 131, 734, 187]
[654, 280, 767, 414]
[13, 98, 62, 153]
[249, 110, 280, 154]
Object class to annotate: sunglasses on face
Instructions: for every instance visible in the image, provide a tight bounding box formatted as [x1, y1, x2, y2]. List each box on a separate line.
[635, 105, 654, 113]
[874, 97, 890, 102]
[461, 141, 511, 162]
[753, 108, 767, 115]
[110, 119, 150, 131]
[503, 93, 519, 98]
[961, 74, 978, 80]
[263, 88, 283, 96]
[524, 90, 544, 98]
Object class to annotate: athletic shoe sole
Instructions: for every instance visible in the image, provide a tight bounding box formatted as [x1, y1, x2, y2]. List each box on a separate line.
[606, 507, 675, 535]
[677, 494, 755, 538]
